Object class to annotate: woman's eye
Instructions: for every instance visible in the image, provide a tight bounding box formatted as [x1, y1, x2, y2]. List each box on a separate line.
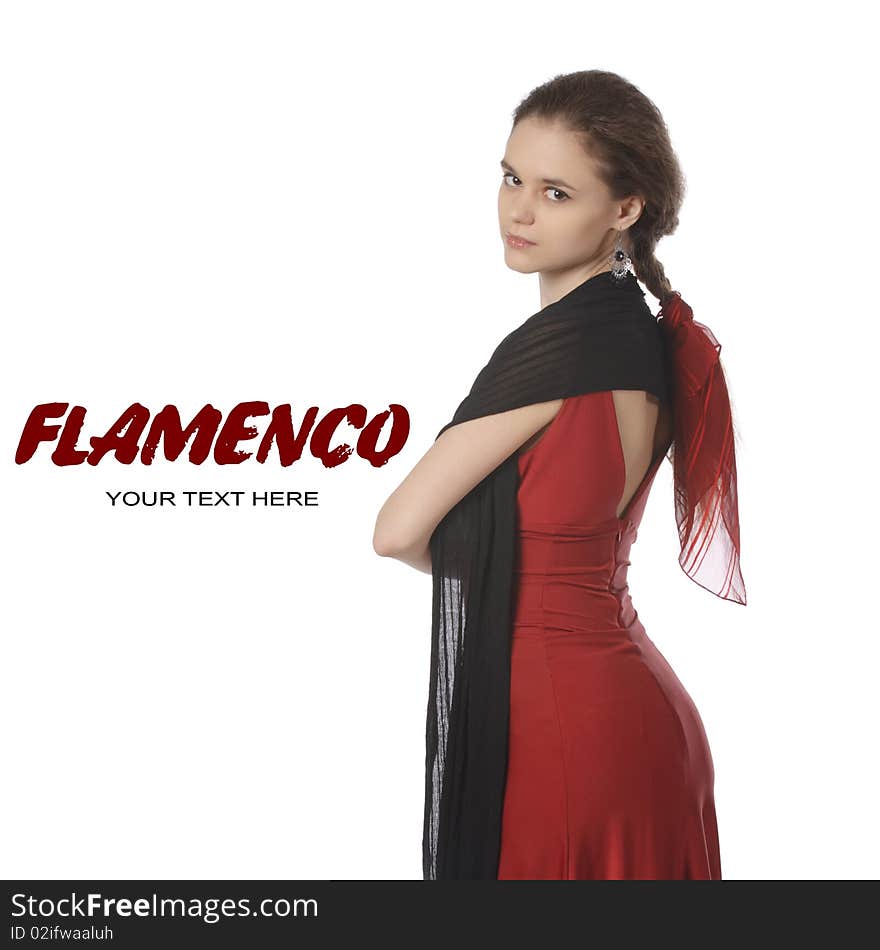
[547, 187, 570, 202]
[501, 173, 569, 202]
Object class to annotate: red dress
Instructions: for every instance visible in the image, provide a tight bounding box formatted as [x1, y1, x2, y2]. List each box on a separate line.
[497, 389, 722, 880]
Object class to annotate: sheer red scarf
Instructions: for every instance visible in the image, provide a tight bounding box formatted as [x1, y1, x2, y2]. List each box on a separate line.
[657, 291, 747, 605]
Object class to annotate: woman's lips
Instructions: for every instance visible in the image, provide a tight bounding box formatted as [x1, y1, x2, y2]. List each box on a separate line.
[506, 232, 535, 249]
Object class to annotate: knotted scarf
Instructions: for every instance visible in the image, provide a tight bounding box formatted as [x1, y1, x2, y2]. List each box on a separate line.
[422, 270, 746, 880]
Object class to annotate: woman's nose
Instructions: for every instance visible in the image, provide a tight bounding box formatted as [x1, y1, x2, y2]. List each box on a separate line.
[510, 196, 535, 223]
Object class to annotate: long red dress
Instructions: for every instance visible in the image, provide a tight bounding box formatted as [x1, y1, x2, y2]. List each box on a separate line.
[497, 389, 721, 880]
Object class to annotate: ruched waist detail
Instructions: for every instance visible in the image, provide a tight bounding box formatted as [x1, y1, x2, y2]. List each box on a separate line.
[514, 519, 638, 636]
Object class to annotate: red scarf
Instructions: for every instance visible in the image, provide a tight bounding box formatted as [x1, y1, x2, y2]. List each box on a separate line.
[658, 291, 747, 605]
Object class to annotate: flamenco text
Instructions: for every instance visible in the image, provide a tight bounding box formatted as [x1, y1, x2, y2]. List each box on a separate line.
[15, 402, 409, 467]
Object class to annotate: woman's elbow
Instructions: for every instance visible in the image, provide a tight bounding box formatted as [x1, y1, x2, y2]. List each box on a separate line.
[373, 512, 430, 558]
[373, 517, 405, 557]
[373, 527, 397, 557]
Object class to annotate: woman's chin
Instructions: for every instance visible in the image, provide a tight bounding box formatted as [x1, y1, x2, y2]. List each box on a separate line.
[503, 255, 540, 275]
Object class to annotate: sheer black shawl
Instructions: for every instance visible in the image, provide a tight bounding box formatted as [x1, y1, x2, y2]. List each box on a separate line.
[422, 270, 671, 880]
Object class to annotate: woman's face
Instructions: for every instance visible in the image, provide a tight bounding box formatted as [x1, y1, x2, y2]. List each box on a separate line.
[498, 117, 643, 278]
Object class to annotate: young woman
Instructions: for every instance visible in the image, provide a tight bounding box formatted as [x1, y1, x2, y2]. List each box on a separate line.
[374, 69, 746, 881]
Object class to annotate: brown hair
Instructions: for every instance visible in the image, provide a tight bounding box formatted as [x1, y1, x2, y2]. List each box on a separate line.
[512, 69, 685, 306]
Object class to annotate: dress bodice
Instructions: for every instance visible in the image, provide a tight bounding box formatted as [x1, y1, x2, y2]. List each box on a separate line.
[514, 390, 668, 631]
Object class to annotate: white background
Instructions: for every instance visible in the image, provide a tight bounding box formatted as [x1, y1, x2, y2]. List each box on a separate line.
[2, 0, 877, 880]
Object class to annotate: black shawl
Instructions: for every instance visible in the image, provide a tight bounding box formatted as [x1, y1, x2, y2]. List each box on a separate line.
[421, 269, 746, 880]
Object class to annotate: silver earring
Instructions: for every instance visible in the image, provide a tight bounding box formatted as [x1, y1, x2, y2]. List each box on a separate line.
[610, 230, 634, 282]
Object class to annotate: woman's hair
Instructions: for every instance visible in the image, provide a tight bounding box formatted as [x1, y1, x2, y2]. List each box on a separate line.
[512, 69, 685, 306]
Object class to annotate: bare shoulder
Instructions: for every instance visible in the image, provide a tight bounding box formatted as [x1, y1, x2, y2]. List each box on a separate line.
[516, 398, 565, 456]
[610, 389, 672, 459]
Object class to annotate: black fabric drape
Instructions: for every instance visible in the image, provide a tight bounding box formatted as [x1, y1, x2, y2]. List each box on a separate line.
[422, 270, 669, 880]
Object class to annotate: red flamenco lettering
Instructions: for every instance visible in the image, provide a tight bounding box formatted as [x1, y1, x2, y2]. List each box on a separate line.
[15, 402, 409, 468]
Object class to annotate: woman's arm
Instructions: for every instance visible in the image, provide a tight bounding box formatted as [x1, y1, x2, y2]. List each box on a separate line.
[373, 397, 564, 570]
[380, 536, 434, 575]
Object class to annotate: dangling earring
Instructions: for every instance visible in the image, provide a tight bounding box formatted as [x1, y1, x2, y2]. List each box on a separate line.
[610, 230, 634, 282]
